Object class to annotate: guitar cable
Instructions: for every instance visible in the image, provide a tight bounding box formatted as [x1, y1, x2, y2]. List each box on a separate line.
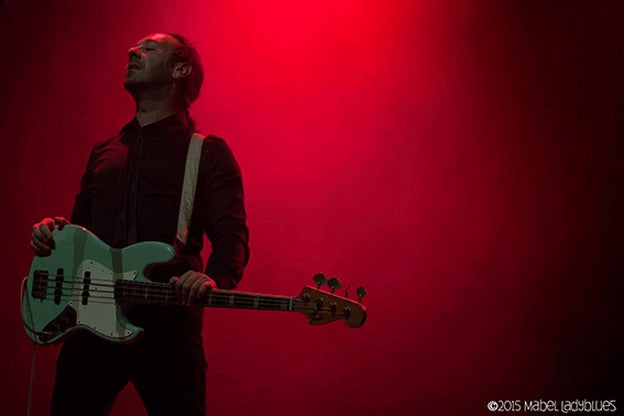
[27, 341, 36, 416]
[21, 276, 38, 416]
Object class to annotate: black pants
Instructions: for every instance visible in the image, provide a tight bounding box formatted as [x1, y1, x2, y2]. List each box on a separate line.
[49, 328, 207, 416]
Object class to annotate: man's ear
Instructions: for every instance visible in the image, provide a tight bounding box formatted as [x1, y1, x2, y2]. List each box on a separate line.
[172, 62, 192, 79]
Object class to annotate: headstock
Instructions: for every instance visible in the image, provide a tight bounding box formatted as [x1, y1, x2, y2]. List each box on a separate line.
[296, 274, 367, 328]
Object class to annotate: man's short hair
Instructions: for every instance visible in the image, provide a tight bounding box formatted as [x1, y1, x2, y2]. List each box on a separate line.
[167, 33, 204, 110]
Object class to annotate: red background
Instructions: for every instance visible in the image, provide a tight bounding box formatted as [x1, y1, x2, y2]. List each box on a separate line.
[1, 1, 622, 415]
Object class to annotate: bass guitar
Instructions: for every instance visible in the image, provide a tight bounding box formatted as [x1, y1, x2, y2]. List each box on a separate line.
[21, 225, 366, 345]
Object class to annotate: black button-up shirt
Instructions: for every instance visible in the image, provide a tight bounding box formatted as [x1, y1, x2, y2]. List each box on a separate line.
[71, 114, 249, 290]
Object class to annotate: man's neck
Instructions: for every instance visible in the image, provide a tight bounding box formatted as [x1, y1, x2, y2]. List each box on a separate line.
[135, 107, 174, 127]
[133, 88, 186, 127]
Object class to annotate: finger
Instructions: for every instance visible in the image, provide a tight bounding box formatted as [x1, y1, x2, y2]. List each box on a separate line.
[170, 276, 181, 302]
[39, 219, 55, 240]
[174, 271, 191, 304]
[39, 221, 57, 250]
[180, 273, 199, 305]
[32, 224, 50, 243]
[31, 230, 50, 246]
[188, 278, 205, 306]
[176, 271, 193, 287]
[197, 281, 215, 299]
[30, 240, 51, 256]
[30, 233, 51, 250]
[54, 216, 69, 229]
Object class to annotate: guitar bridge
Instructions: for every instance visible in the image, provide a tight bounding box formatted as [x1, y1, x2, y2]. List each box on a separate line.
[40, 305, 77, 343]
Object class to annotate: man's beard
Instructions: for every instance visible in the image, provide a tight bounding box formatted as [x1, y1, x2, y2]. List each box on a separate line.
[124, 68, 173, 100]
[123, 77, 146, 95]
[123, 78, 167, 102]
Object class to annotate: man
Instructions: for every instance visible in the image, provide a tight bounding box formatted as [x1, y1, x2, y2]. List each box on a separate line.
[29, 33, 249, 415]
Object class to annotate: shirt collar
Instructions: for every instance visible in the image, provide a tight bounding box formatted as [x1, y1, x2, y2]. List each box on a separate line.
[119, 113, 190, 141]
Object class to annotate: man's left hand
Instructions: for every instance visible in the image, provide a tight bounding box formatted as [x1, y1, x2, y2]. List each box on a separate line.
[170, 271, 217, 306]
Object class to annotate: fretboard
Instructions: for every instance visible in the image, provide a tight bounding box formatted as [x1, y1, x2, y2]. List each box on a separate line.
[114, 280, 299, 312]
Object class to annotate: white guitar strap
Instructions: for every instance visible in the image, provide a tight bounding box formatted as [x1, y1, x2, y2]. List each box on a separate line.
[176, 133, 205, 249]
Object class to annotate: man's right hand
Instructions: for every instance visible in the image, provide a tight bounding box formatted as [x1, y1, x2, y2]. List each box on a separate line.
[30, 217, 70, 257]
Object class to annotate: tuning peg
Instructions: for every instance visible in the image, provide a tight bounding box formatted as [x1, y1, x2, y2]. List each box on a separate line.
[327, 277, 341, 293]
[313, 273, 327, 289]
[356, 286, 367, 302]
[344, 283, 351, 298]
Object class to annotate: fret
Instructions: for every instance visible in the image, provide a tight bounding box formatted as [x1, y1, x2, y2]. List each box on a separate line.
[115, 281, 297, 312]
[197, 291, 295, 311]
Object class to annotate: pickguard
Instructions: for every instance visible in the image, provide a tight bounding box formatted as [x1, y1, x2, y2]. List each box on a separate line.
[72, 260, 138, 340]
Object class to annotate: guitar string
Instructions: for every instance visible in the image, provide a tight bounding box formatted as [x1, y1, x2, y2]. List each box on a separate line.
[32, 278, 347, 298]
[35, 282, 346, 305]
[32, 277, 309, 298]
[31, 275, 347, 300]
[34, 280, 299, 303]
[31, 291, 347, 317]
[35, 286, 308, 306]
[31, 279, 322, 303]
[32, 274, 317, 292]
[31, 279, 354, 305]
[36, 286, 305, 306]
[30, 275, 169, 285]
[29, 298, 346, 319]
[32, 286, 348, 315]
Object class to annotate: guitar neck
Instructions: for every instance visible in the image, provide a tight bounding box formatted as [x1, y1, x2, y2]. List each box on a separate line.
[115, 280, 298, 312]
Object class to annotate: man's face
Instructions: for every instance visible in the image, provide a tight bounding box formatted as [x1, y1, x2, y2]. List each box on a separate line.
[124, 33, 180, 90]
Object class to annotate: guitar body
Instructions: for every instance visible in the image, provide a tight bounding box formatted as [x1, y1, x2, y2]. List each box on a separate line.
[21, 225, 175, 345]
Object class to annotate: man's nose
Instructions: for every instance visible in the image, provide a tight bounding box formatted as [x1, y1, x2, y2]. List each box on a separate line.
[127, 46, 140, 59]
